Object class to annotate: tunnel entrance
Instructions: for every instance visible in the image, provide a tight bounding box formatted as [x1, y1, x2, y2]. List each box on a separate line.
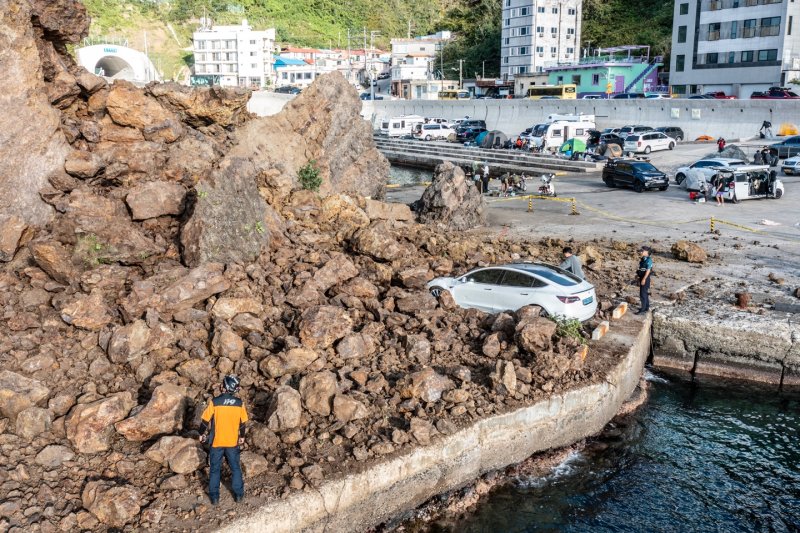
[94, 56, 135, 80]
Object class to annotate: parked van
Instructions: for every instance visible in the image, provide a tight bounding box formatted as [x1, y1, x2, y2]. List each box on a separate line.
[379, 115, 425, 137]
[529, 114, 596, 148]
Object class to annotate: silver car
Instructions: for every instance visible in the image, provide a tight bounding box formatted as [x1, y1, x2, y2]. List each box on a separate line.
[427, 263, 598, 322]
[674, 157, 747, 186]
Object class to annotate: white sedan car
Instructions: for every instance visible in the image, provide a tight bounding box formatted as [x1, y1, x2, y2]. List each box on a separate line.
[674, 157, 747, 186]
[781, 155, 800, 175]
[426, 263, 598, 322]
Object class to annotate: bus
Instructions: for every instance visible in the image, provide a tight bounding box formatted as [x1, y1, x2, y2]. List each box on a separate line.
[438, 90, 471, 100]
[526, 84, 577, 100]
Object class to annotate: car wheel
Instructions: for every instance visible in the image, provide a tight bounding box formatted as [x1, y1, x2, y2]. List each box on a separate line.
[658, 185, 668, 191]
[675, 173, 685, 185]
[633, 180, 644, 193]
[644, 145, 651, 154]
[425, 135, 431, 141]
[676, 136, 683, 142]
[668, 142, 675, 150]
[775, 188, 783, 199]
[429, 286, 446, 298]
[604, 177, 616, 188]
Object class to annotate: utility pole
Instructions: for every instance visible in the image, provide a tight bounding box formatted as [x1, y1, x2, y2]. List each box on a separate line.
[407, 20, 412, 39]
[370, 30, 380, 101]
[458, 59, 463, 89]
[482, 60, 485, 79]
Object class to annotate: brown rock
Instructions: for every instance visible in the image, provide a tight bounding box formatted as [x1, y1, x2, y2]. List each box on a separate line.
[65, 392, 135, 453]
[0, 371, 50, 419]
[125, 181, 186, 220]
[494, 361, 517, 395]
[482, 332, 502, 358]
[298, 305, 353, 349]
[364, 199, 414, 222]
[211, 297, 263, 321]
[417, 162, 486, 230]
[311, 253, 359, 291]
[404, 335, 431, 363]
[399, 368, 455, 403]
[241, 451, 270, 478]
[671, 240, 707, 263]
[260, 348, 320, 378]
[115, 384, 188, 442]
[410, 417, 436, 445]
[29, 240, 75, 284]
[82, 481, 141, 529]
[351, 221, 412, 262]
[578, 245, 603, 269]
[145, 436, 206, 474]
[64, 150, 105, 179]
[317, 195, 371, 241]
[106, 81, 180, 133]
[0, 215, 27, 262]
[336, 333, 376, 360]
[147, 82, 251, 129]
[35, 445, 75, 469]
[15, 406, 52, 440]
[516, 317, 557, 353]
[107, 320, 174, 364]
[176, 359, 214, 386]
[299, 371, 338, 416]
[340, 277, 380, 299]
[397, 265, 434, 289]
[266, 386, 303, 432]
[396, 292, 438, 314]
[332, 394, 369, 423]
[212, 328, 245, 361]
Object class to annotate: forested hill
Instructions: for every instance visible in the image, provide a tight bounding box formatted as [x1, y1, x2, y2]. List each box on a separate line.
[82, 0, 673, 81]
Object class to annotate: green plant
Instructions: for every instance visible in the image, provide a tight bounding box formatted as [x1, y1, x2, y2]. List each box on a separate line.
[552, 316, 588, 345]
[298, 160, 322, 192]
[254, 221, 265, 235]
[197, 190, 208, 199]
[76, 234, 112, 266]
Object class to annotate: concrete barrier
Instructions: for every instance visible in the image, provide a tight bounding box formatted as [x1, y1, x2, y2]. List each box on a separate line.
[218, 313, 651, 533]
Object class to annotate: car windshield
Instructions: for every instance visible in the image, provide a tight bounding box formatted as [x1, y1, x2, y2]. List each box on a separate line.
[509, 264, 580, 286]
[532, 124, 548, 136]
[626, 135, 640, 141]
[632, 162, 658, 172]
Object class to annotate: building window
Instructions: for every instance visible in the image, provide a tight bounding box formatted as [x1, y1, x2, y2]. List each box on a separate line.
[678, 26, 687, 43]
[568, 8, 577, 15]
[789, 16, 793, 35]
[519, 66, 527, 74]
[250, 51, 257, 56]
[730, 20, 738, 39]
[538, 6, 545, 13]
[728, 51, 736, 63]
[520, 46, 528, 55]
[757, 49, 778, 61]
[536, 26, 544, 33]
[505, 37, 510, 45]
[551, 46, 557, 53]
[572, 75, 581, 84]
[556, 76, 564, 84]
[741, 50, 754, 62]
[706, 52, 718, 64]
[504, 57, 509, 64]
[536, 46, 544, 53]
[505, 0, 510, 6]
[760, 17, 781, 37]
[679, 3, 689, 15]
[673, 85, 687, 95]
[708, 22, 721, 40]
[592, 73, 600, 85]
[520, 27, 529, 35]
[196, 40, 206, 50]
[676, 54, 685, 71]
[552, 7, 558, 13]
[551, 27, 558, 34]
[520, 7, 529, 15]
[505, 19, 510, 26]
[249, 40, 256, 45]
[743, 19, 756, 38]
[566, 47, 575, 54]
[251, 63, 257, 68]
[567, 28, 576, 35]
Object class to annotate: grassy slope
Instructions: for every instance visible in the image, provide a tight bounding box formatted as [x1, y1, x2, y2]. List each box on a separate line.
[81, 0, 673, 81]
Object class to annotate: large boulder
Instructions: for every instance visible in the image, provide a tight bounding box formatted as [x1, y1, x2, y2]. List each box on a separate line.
[65, 392, 136, 453]
[0, 215, 27, 262]
[105, 81, 183, 143]
[298, 305, 353, 349]
[516, 317, 558, 353]
[0, 0, 73, 227]
[0, 371, 50, 420]
[115, 384, 188, 442]
[398, 368, 455, 403]
[29, 240, 76, 284]
[266, 386, 303, 432]
[299, 371, 338, 416]
[222, 72, 388, 204]
[125, 181, 186, 220]
[107, 320, 175, 364]
[671, 241, 707, 263]
[82, 481, 141, 529]
[147, 82, 251, 129]
[417, 162, 486, 230]
[145, 436, 206, 474]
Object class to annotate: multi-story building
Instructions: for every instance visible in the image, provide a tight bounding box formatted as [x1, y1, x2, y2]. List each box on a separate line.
[390, 31, 452, 97]
[192, 19, 276, 88]
[500, 0, 582, 78]
[670, 0, 800, 97]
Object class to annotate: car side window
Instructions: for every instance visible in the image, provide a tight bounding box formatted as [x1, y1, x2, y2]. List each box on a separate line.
[498, 271, 535, 288]
[617, 163, 631, 173]
[466, 269, 503, 284]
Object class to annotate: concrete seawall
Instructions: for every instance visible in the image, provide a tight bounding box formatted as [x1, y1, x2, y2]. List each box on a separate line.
[246, 91, 798, 144]
[219, 313, 651, 533]
[652, 308, 800, 387]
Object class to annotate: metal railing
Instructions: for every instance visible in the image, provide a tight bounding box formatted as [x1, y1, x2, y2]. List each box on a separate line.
[702, 0, 782, 10]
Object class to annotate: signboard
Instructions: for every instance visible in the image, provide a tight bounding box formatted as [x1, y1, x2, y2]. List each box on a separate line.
[190, 75, 220, 87]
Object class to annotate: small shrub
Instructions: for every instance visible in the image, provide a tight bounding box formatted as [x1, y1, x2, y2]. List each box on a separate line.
[552, 316, 587, 345]
[298, 160, 322, 192]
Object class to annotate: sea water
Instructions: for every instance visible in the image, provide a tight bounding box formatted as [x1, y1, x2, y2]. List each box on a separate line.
[452, 372, 800, 533]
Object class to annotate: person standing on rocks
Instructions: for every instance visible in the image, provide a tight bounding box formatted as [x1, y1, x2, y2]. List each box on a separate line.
[559, 247, 584, 279]
[199, 375, 248, 505]
[482, 163, 490, 193]
[635, 246, 653, 315]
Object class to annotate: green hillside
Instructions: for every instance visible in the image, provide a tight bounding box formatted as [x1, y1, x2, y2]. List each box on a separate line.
[81, 0, 674, 81]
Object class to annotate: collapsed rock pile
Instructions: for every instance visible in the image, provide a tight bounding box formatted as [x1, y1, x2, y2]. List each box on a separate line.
[0, 1, 640, 531]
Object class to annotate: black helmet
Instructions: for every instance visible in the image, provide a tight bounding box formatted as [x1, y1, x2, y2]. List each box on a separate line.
[222, 375, 240, 393]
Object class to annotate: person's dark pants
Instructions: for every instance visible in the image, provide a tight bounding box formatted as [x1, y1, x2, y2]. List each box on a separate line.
[209, 446, 243, 501]
[639, 277, 650, 312]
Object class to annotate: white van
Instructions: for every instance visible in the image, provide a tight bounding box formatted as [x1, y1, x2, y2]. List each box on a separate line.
[530, 115, 596, 149]
[379, 115, 425, 137]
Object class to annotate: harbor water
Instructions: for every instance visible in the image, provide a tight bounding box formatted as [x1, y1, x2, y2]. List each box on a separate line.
[449, 372, 800, 533]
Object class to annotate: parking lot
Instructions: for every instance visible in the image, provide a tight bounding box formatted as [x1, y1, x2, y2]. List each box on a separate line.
[386, 140, 800, 248]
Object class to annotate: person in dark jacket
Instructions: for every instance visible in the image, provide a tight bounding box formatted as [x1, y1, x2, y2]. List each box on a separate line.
[635, 246, 653, 314]
[200, 375, 248, 505]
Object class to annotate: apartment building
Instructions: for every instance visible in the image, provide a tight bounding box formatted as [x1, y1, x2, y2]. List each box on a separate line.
[500, 0, 583, 78]
[192, 20, 276, 88]
[390, 31, 452, 96]
[670, 0, 800, 97]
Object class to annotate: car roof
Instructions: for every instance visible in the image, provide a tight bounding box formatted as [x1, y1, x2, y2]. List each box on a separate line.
[502, 263, 583, 284]
[698, 157, 745, 163]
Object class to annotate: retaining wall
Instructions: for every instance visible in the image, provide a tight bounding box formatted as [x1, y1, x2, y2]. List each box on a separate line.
[219, 313, 651, 533]
[246, 91, 798, 144]
[652, 308, 800, 387]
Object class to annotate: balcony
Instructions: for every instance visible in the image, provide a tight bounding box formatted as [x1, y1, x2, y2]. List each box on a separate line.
[707, 31, 720, 41]
[702, 0, 783, 10]
[760, 25, 780, 37]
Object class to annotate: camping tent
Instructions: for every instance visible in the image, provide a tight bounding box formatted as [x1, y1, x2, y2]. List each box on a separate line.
[474, 131, 488, 146]
[559, 138, 587, 154]
[480, 130, 508, 149]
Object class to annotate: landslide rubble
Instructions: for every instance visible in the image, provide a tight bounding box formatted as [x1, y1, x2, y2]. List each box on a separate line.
[0, 2, 652, 531]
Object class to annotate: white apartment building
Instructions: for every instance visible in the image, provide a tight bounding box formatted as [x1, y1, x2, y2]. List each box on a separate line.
[192, 20, 276, 88]
[390, 32, 452, 96]
[670, 0, 800, 97]
[500, 0, 582, 78]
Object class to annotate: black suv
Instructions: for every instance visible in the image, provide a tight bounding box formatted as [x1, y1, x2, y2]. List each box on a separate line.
[602, 159, 669, 192]
[656, 126, 685, 141]
[455, 119, 488, 142]
[275, 86, 301, 94]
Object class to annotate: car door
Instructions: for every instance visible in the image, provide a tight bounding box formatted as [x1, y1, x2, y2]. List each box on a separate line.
[616, 162, 634, 186]
[451, 268, 504, 312]
[493, 270, 541, 312]
[658, 132, 670, 150]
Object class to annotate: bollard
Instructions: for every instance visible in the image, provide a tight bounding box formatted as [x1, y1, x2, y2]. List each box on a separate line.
[710, 216, 715, 233]
[612, 302, 628, 319]
[570, 198, 578, 215]
[528, 195, 533, 213]
[576, 344, 589, 361]
[591, 321, 610, 340]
